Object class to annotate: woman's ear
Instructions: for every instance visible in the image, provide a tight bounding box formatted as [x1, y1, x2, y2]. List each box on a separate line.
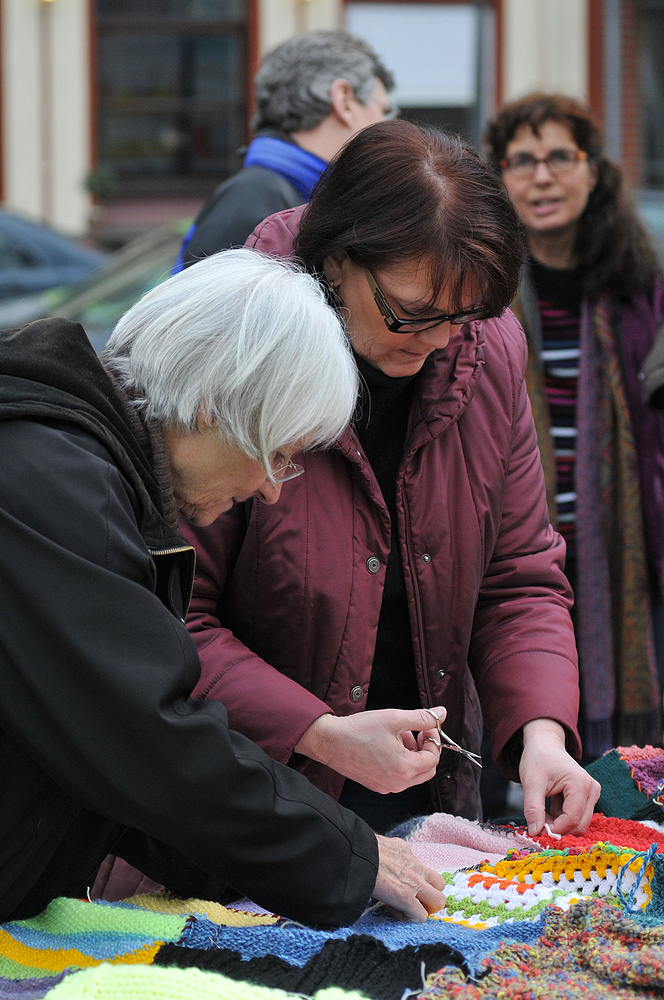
[322, 252, 347, 289]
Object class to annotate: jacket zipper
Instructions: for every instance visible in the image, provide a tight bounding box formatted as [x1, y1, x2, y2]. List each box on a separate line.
[401, 485, 444, 811]
[148, 543, 196, 619]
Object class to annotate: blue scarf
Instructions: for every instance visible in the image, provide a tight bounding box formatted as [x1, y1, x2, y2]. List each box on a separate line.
[242, 135, 327, 200]
[173, 136, 326, 274]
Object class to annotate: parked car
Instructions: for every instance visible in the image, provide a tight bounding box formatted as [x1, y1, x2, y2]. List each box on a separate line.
[635, 189, 664, 266]
[0, 210, 106, 300]
[0, 219, 188, 353]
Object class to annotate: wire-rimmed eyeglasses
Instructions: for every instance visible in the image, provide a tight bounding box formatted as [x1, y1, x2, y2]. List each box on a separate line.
[269, 452, 304, 483]
[363, 269, 487, 334]
[500, 148, 589, 179]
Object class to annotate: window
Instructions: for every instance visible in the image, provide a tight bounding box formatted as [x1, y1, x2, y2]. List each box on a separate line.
[643, 0, 664, 186]
[95, 0, 248, 196]
[345, 2, 494, 146]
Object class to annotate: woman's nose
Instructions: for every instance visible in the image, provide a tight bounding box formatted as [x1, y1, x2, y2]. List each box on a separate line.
[418, 322, 454, 350]
[256, 477, 282, 505]
[533, 159, 555, 182]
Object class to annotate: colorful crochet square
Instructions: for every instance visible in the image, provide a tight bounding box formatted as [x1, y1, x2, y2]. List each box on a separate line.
[431, 843, 658, 929]
[418, 897, 664, 999]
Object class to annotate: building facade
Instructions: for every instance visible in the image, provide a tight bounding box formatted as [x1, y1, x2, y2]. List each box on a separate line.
[0, 0, 654, 237]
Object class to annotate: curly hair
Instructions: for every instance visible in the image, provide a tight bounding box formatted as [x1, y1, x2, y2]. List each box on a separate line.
[483, 92, 661, 302]
[294, 120, 524, 320]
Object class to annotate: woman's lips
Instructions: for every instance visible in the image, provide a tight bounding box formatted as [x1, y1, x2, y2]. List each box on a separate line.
[529, 198, 562, 216]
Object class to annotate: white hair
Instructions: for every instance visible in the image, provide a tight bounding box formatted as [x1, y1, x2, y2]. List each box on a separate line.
[103, 248, 358, 472]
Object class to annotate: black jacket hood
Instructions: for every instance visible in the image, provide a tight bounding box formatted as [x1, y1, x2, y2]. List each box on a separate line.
[0, 318, 178, 549]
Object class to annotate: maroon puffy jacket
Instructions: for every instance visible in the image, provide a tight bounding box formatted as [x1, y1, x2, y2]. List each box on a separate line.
[181, 207, 581, 817]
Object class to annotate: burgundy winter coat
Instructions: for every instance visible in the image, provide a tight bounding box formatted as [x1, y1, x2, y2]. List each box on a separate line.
[181, 207, 582, 817]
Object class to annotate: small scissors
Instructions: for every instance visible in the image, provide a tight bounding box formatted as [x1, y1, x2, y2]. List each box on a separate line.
[423, 708, 483, 769]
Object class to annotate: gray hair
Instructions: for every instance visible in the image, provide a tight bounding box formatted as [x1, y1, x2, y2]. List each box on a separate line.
[103, 249, 359, 473]
[251, 29, 394, 134]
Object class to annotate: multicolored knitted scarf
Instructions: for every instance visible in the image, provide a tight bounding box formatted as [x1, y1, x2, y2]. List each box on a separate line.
[514, 288, 660, 756]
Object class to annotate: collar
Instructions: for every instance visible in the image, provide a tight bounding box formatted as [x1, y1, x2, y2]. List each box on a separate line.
[243, 136, 327, 200]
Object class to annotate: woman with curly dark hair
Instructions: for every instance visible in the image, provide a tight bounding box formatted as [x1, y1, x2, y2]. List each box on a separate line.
[484, 93, 664, 759]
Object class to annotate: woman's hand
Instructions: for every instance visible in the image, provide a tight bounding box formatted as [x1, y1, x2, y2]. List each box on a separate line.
[294, 707, 447, 794]
[519, 718, 601, 837]
[373, 834, 446, 921]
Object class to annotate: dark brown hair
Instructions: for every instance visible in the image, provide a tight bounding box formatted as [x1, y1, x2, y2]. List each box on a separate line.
[294, 120, 524, 318]
[483, 92, 661, 301]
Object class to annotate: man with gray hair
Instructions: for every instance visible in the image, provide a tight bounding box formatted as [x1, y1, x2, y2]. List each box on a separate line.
[175, 30, 395, 270]
[0, 249, 445, 928]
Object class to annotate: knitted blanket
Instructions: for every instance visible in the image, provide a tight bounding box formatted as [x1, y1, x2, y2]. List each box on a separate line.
[1, 806, 664, 998]
[420, 898, 664, 999]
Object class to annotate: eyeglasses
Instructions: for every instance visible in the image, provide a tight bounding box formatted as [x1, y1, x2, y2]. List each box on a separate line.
[379, 101, 400, 121]
[269, 452, 304, 483]
[500, 148, 589, 178]
[363, 269, 486, 334]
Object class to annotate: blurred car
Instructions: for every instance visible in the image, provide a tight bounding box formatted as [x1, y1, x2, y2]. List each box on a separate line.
[635, 189, 664, 265]
[0, 209, 106, 300]
[0, 219, 189, 354]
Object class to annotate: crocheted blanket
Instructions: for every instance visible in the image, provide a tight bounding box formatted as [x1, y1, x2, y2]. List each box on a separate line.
[2, 801, 664, 998]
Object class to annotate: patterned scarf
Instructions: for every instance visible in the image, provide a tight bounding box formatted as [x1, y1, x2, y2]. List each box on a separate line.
[576, 298, 659, 754]
[517, 292, 660, 756]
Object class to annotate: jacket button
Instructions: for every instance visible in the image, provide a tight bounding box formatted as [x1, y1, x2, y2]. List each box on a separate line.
[421, 553, 431, 564]
[444, 772, 452, 780]
[366, 556, 381, 574]
[350, 685, 365, 703]
[438, 669, 445, 678]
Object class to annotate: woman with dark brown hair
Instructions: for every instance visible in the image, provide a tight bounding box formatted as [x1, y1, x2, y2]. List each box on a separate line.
[484, 93, 664, 760]
[181, 120, 600, 836]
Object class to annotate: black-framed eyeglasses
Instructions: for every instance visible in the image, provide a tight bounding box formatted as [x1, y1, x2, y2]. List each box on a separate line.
[500, 148, 589, 179]
[269, 452, 304, 483]
[363, 269, 486, 334]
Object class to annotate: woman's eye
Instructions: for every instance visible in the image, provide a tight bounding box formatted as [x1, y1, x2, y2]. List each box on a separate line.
[513, 153, 535, 169]
[549, 150, 574, 167]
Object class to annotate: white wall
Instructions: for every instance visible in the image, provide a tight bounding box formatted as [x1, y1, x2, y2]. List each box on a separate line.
[259, 0, 589, 108]
[2, 0, 91, 235]
[502, 0, 588, 102]
[259, 0, 340, 56]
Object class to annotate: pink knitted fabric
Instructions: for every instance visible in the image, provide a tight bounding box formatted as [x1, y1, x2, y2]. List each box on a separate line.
[615, 744, 664, 761]
[405, 814, 537, 871]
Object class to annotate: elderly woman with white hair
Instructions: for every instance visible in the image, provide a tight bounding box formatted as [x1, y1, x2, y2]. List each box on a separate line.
[0, 248, 445, 927]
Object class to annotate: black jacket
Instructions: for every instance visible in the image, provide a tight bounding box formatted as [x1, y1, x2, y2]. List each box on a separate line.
[181, 133, 304, 268]
[0, 318, 378, 926]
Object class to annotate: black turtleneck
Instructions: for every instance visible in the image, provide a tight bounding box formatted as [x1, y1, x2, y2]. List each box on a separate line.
[353, 354, 421, 712]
